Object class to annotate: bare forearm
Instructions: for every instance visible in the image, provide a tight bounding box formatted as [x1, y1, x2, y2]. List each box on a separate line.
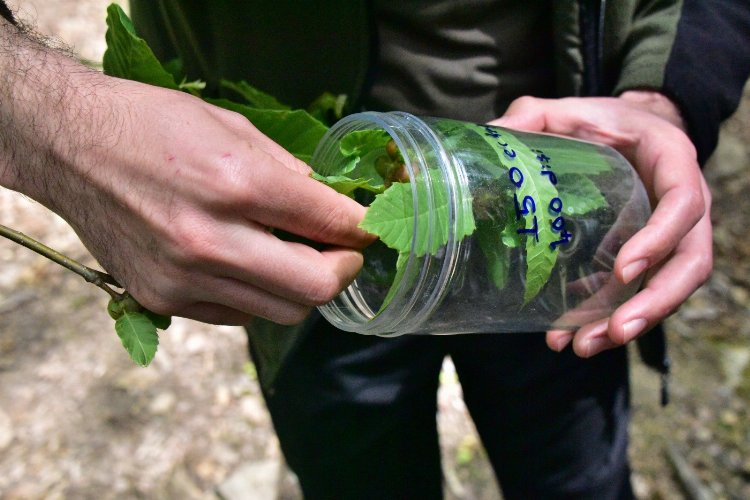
[0, 9, 371, 326]
[0, 14, 119, 214]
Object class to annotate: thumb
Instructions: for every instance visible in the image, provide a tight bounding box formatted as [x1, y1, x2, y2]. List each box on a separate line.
[489, 96, 551, 132]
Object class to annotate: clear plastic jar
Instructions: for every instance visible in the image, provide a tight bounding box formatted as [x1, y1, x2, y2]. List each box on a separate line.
[311, 112, 651, 336]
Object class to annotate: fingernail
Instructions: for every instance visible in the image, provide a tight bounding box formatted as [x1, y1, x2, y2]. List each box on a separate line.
[622, 259, 649, 284]
[579, 319, 611, 357]
[553, 332, 574, 352]
[622, 318, 648, 343]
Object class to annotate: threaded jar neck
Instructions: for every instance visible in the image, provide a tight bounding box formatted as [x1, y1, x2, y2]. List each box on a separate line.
[312, 112, 468, 335]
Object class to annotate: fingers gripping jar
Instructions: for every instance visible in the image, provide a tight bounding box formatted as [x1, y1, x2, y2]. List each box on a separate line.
[311, 112, 651, 336]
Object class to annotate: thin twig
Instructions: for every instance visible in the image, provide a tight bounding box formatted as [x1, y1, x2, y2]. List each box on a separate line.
[665, 441, 713, 500]
[0, 223, 122, 298]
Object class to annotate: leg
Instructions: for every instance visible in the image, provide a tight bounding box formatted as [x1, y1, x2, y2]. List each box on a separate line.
[450, 333, 632, 500]
[254, 317, 447, 500]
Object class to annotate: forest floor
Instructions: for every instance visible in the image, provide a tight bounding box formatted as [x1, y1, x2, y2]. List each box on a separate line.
[1, 1, 748, 499]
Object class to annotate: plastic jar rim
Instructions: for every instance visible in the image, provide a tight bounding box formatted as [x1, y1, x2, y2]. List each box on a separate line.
[313, 111, 465, 335]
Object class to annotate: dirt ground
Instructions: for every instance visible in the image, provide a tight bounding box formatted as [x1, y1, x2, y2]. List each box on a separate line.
[1, 2, 748, 499]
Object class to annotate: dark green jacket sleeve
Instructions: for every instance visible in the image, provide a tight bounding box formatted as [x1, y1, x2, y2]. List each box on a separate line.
[607, 0, 685, 97]
[609, 0, 750, 164]
[661, 0, 750, 164]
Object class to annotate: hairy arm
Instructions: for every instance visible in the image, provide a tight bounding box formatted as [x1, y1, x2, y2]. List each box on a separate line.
[0, 16, 111, 204]
[0, 12, 371, 325]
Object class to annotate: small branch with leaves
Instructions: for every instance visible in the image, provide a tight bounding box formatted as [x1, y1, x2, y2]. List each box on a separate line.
[0, 223, 170, 366]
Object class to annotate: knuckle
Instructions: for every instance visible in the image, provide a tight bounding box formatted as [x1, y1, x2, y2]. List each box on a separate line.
[702, 185, 713, 208]
[682, 186, 706, 221]
[675, 132, 699, 161]
[218, 147, 275, 208]
[639, 290, 676, 321]
[210, 104, 251, 130]
[147, 298, 174, 317]
[223, 109, 252, 129]
[112, 261, 186, 318]
[309, 204, 352, 241]
[208, 151, 260, 205]
[274, 306, 313, 326]
[134, 288, 178, 316]
[517, 95, 536, 104]
[691, 251, 714, 285]
[662, 297, 685, 320]
[305, 270, 344, 305]
[512, 95, 539, 109]
[165, 214, 219, 265]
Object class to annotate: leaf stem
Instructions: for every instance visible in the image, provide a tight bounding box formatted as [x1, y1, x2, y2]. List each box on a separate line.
[0, 223, 122, 299]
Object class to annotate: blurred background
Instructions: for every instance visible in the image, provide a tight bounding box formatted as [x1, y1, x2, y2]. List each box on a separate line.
[1, 1, 748, 499]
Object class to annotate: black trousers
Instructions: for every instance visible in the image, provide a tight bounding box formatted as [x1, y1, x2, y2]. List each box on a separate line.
[253, 317, 633, 500]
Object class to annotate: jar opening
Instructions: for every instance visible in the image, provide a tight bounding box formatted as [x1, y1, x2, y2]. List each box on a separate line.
[312, 112, 466, 335]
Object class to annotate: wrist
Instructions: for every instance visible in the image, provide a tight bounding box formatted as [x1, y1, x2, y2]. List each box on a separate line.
[618, 90, 687, 133]
[0, 20, 120, 213]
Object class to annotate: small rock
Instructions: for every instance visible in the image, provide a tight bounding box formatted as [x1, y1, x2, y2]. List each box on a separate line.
[729, 285, 749, 306]
[194, 459, 223, 484]
[720, 409, 739, 426]
[695, 426, 713, 443]
[185, 334, 208, 354]
[719, 345, 750, 392]
[216, 460, 281, 500]
[630, 473, 651, 499]
[149, 392, 177, 415]
[240, 397, 268, 425]
[215, 386, 231, 408]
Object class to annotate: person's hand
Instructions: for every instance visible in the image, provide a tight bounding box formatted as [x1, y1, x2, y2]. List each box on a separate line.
[1, 46, 372, 325]
[489, 91, 712, 357]
[86, 81, 373, 325]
